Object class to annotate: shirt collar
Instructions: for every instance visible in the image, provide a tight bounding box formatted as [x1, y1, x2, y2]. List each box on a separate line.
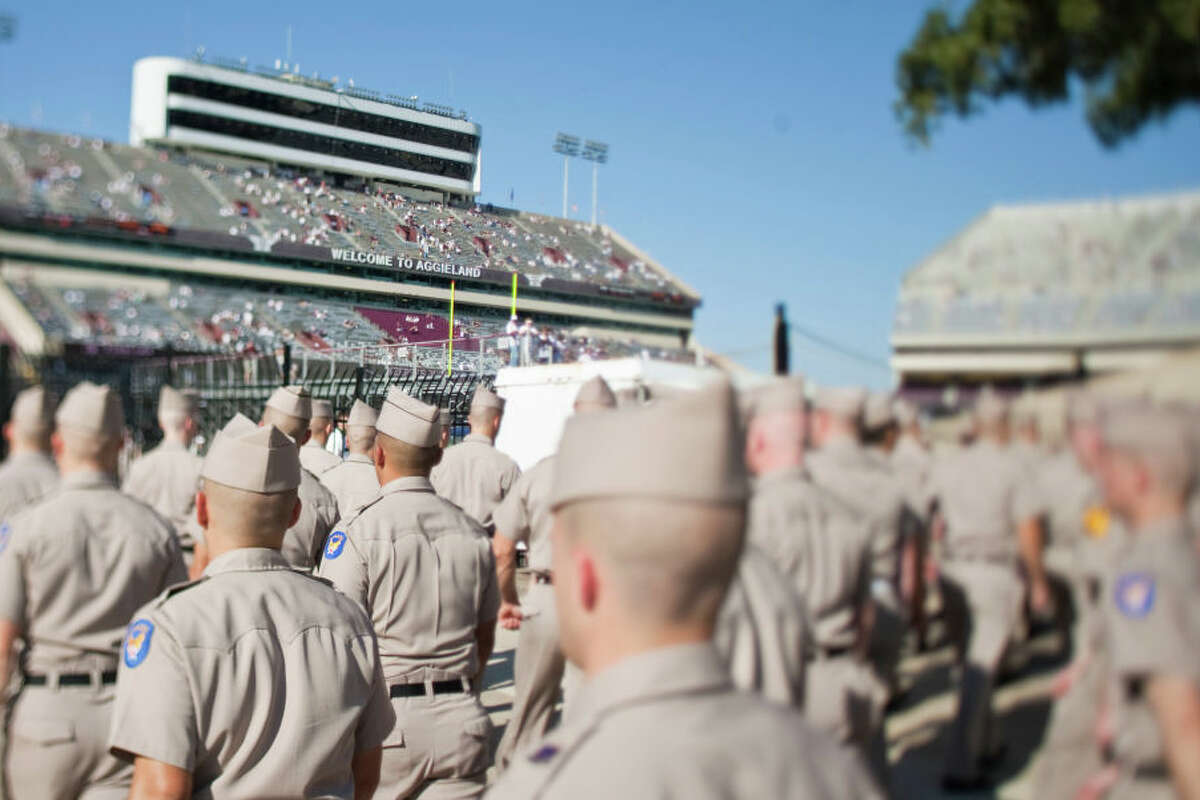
[345, 453, 373, 465]
[60, 469, 118, 490]
[570, 643, 730, 725]
[464, 433, 494, 446]
[8, 451, 55, 467]
[379, 475, 435, 495]
[203, 547, 293, 577]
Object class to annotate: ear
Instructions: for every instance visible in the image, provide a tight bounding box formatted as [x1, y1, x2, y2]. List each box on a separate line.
[300, 430, 312, 446]
[491, 414, 503, 437]
[2, 422, 12, 443]
[50, 431, 64, 459]
[196, 491, 210, 530]
[288, 497, 303, 529]
[373, 442, 386, 470]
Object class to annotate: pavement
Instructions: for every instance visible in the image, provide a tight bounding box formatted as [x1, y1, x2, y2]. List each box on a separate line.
[479, 573, 1070, 798]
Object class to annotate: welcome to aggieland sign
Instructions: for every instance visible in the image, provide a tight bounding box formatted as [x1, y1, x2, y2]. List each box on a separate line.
[330, 248, 484, 279]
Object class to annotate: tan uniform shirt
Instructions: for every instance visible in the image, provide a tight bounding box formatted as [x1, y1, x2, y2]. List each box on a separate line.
[282, 468, 340, 571]
[0, 451, 58, 522]
[714, 543, 810, 707]
[431, 433, 521, 532]
[300, 439, 343, 476]
[926, 439, 1045, 562]
[809, 435, 905, 586]
[747, 467, 872, 650]
[108, 548, 394, 797]
[316, 476, 500, 683]
[890, 434, 932, 518]
[0, 471, 186, 674]
[1103, 516, 1200, 774]
[491, 455, 555, 572]
[122, 441, 202, 546]
[320, 453, 380, 515]
[485, 643, 881, 799]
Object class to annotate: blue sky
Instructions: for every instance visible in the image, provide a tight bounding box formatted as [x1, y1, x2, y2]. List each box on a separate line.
[1, 0, 1198, 386]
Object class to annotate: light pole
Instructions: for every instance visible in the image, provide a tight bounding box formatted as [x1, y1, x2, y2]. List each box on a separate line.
[580, 140, 608, 227]
[552, 133, 580, 219]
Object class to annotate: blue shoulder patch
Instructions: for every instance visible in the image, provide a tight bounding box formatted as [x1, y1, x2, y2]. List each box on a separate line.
[123, 619, 155, 668]
[529, 745, 559, 764]
[1114, 572, 1156, 619]
[324, 530, 348, 560]
[0, 522, 11, 554]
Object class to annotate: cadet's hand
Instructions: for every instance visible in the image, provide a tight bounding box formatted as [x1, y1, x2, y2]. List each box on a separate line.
[1074, 765, 1118, 800]
[1051, 662, 1079, 699]
[1030, 578, 1052, 617]
[498, 601, 523, 630]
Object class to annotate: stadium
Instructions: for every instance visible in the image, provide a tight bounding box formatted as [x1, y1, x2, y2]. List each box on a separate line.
[0, 55, 702, 444]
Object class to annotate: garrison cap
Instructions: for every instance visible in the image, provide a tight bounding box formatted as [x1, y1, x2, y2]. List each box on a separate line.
[201, 423, 301, 493]
[573, 376, 617, 413]
[265, 385, 312, 422]
[377, 387, 440, 447]
[863, 392, 895, 430]
[973, 387, 1009, 424]
[9, 386, 54, 436]
[551, 380, 748, 510]
[1101, 402, 1195, 488]
[158, 385, 197, 416]
[224, 412, 258, 437]
[744, 376, 805, 421]
[56, 382, 124, 439]
[311, 399, 333, 419]
[893, 397, 918, 427]
[347, 399, 379, 428]
[470, 385, 505, 413]
[814, 386, 867, 419]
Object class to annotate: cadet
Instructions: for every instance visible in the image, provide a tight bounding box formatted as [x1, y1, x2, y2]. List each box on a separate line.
[122, 385, 202, 550]
[318, 387, 499, 799]
[0, 382, 186, 799]
[890, 398, 932, 648]
[492, 376, 616, 771]
[439, 408, 452, 449]
[254, 385, 339, 571]
[321, 399, 381, 513]
[927, 389, 1048, 791]
[431, 386, 520, 533]
[107, 415, 394, 798]
[1076, 403, 1200, 799]
[301, 398, 343, 475]
[742, 377, 884, 783]
[0, 386, 58, 520]
[486, 381, 879, 799]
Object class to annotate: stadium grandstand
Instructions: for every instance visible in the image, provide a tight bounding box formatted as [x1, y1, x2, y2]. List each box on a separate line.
[892, 190, 1200, 405]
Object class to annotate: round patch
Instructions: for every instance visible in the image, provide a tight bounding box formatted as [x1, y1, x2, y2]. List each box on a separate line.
[1114, 572, 1156, 619]
[1082, 505, 1110, 539]
[0, 522, 11, 555]
[529, 744, 558, 763]
[325, 531, 348, 560]
[123, 619, 155, 668]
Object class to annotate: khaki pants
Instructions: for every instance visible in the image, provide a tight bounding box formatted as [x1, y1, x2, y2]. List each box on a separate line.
[378, 691, 492, 799]
[1030, 653, 1106, 798]
[5, 685, 130, 800]
[805, 653, 888, 791]
[494, 583, 565, 771]
[939, 561, 1023, 780]
[867, 584, 906, 698]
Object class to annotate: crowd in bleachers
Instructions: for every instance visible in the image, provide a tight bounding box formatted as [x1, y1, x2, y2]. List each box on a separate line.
[0, 125, 682, 295]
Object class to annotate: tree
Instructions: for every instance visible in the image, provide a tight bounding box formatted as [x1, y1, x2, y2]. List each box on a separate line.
[895, 0, 1200, 147]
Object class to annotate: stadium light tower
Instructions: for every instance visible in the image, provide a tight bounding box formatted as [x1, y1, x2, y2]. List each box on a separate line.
[552, 133, 580, 218]
[580, 140, 608, 227]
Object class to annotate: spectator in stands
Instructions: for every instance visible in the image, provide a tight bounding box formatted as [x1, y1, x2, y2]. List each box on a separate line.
[519, 318, 535, 367]
[505, 315, 520, 367]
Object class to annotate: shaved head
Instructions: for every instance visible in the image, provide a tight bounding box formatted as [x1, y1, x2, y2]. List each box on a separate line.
[199, 478, 299, 544]
[375, 431, 442, 478]
[345, 425, 376, 455]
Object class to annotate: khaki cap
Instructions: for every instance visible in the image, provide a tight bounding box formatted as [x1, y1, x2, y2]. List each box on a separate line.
[223, 412, 258, 437]
[158, 385, 197, 415]
[814, 386, 867, 419]
[863, 392, 895, 430]
[470, 385, 505, 413]
[744, 376, 805, 420]
[573, 376, 617, 413]
[974, 387, 1009, 424]
[311, 399, 333, 419]
[347, 400, 379, 428]
[265, 385, 312, 422]
[893, 397, 918, 427]
[201, 423, 301, 493]
[55, 382, 124, 439]
[1101, 403, 1195, 487]
[9, 386, 54, 436]
[551, 380, 748, 510]
[377, 387, 440, 447]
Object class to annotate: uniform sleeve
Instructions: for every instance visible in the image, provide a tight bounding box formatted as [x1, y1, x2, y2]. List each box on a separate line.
[0, 520, 25, 626]
[109, 615, 197, 770]
[1010, 465, 1046, 523]
[1106, 570, 1198, 683]
[354, 633, 396, 753]
[478, 539, 500, 623]
[499, 460, 521, 498]
[160, 533, 189, 590]
[491, 474, 531, 545]
[316, 529, 371, 612]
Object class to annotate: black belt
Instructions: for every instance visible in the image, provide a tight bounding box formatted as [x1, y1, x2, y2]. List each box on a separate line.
[818, 646, 853, 659]
[24, 671, 117, 687]
[1132, 763, 1169, 781]
[390, 679, 472, 698]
